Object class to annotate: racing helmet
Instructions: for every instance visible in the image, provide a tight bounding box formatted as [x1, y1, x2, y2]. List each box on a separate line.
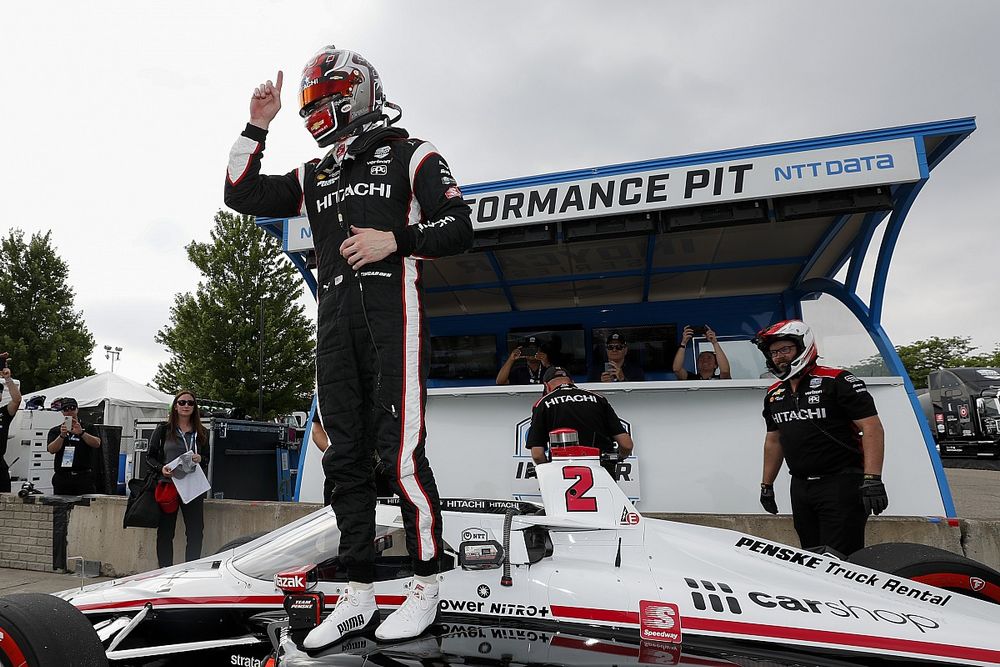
[753, 319, 818, 380]
[298, 46, 386, 147]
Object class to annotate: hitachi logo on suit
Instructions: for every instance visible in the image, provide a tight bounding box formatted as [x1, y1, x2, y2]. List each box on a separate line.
[772, 407, 827, 423]
[544, 393, 598, 408]
[316, 182, 393, 212]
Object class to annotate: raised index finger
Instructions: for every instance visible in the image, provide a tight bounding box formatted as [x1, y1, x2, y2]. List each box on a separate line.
[275, 70, 283, 92]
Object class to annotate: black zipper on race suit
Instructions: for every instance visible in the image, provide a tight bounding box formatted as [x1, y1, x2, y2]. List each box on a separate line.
[334, 160, 398, 421]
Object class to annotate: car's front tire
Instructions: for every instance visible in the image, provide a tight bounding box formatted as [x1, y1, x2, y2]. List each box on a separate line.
[0, 593, 108, 666]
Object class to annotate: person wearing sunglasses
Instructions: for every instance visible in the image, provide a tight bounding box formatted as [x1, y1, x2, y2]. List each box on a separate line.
[754, 320, 887, 557]
[0, 354, 23, 493]
[146, 390, 210, 567]
[590, 332, 645, 383]
[226, 46, 473, 647]
[672, 324, 732, 380]
[46, 396, 102, 496]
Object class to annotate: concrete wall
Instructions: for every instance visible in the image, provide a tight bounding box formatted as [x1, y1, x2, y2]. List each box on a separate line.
[0, 494, 54, 571]
[63, 496, 320, 577]
[1, 493, 997, 577]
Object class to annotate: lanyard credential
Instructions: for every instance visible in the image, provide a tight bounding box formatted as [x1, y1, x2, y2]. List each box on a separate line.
[176, 428, 198, 454]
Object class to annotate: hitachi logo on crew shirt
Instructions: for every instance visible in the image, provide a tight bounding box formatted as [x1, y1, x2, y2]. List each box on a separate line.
[544, 393, 598, 408]
[316, 182, 392, 212]
[772, 408, 827, 423]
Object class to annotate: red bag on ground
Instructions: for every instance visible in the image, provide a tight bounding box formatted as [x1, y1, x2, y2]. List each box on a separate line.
[155, 480, 180, 514]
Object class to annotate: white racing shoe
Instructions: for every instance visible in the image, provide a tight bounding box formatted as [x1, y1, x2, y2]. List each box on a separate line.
[375, 580, 440, 641]
[302, 585, 379, 650]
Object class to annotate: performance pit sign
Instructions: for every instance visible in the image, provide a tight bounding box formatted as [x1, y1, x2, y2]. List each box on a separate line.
[465, 138, 921, 231]
[283, 137, 921, 250]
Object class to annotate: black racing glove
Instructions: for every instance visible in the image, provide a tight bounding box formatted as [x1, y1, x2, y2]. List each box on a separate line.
[759, 483, 778, 514]
[861, 474, 889, 515]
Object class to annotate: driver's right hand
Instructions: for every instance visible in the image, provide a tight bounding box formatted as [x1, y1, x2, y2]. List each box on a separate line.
[249, 70, 283, 129]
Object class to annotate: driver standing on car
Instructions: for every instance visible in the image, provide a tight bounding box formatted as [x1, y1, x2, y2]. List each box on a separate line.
[225, 46, 473, 647]
[755, 320, 888, 557]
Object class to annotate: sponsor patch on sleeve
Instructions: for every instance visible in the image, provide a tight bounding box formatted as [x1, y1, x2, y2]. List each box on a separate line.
[445, 186, 463, 199]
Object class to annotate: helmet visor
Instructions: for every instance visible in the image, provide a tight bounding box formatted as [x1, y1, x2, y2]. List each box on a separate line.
[299, 72, 360, 115]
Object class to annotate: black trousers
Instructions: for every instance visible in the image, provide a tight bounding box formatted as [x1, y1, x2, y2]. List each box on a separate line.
[322, 448, 393, 506]
[156, 494, 205, 567]
[52, 470, 96, 496]
[0, 460, 9, 493]
[790, 472, 868, 556]
[317, 270, 443, 584]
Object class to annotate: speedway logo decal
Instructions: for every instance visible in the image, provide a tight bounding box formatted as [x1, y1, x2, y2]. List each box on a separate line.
[464, 138, 920, 231]
[734, 537, 952, 607]
[639, 600, 682, 644]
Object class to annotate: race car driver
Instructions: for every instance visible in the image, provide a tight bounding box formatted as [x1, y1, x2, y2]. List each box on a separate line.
[224, 46, 473, 646]
[755, 320, 888, 556]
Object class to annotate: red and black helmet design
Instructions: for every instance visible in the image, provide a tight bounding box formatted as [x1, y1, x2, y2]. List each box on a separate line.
[299, 46, 385, 147]
[753, 319, 819, 380]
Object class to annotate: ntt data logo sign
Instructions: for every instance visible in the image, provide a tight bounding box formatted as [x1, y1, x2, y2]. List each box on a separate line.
[639, 600, 682, 644]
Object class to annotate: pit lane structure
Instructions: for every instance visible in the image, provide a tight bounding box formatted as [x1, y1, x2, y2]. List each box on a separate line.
[256, 117, 976, 517]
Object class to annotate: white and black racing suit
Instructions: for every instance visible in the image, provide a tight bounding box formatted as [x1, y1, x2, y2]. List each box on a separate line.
[225, 122, 473, 582]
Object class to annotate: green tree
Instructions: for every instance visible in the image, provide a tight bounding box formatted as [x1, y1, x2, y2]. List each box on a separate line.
[0, 229, 95, 390]
[846, 354, 890, 378]
[894, 336, 989, 389]
[153, 211, 315, 418]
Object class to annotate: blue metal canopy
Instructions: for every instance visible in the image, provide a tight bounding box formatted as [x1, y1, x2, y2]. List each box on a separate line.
[257, 116, 975, 322]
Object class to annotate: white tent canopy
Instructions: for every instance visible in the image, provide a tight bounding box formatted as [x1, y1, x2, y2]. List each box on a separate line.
[21, 371, 172, 451]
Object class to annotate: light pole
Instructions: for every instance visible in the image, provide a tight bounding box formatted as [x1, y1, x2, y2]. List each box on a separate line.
[104, 345, 122, 373]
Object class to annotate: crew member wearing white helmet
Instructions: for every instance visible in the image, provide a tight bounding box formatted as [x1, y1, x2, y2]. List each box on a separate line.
[755, 320, 887, 556]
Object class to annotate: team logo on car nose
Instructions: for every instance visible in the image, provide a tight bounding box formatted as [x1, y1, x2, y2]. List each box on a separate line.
[971, 577, 986, 592]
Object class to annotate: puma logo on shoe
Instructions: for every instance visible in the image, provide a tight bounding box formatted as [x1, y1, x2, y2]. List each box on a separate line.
[303, 586, 379, 650]
[337, 614, 365, 634]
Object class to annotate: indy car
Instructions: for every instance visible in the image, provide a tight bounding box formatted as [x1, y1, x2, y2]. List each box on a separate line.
[3, 447, 1000, 666]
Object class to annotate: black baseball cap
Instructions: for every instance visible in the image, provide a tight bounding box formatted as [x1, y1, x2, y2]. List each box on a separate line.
[606, 332, 627, 346]
[542, 366, 570, 383]
[52, 397, 78, 411]
[522, 336, 539, 346]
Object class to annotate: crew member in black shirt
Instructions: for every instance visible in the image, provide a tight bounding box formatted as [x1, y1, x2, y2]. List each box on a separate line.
[0, 357, 22, 493]
[527, 366, 634, 480]
[46, 397, 102, 495]
[755, 320, 887, 556]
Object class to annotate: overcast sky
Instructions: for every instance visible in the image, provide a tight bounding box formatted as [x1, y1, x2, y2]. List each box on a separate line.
[3, 1, 998, 385]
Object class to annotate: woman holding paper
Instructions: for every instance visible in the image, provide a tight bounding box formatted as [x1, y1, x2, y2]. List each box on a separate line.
[146, 390, 210, 567]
